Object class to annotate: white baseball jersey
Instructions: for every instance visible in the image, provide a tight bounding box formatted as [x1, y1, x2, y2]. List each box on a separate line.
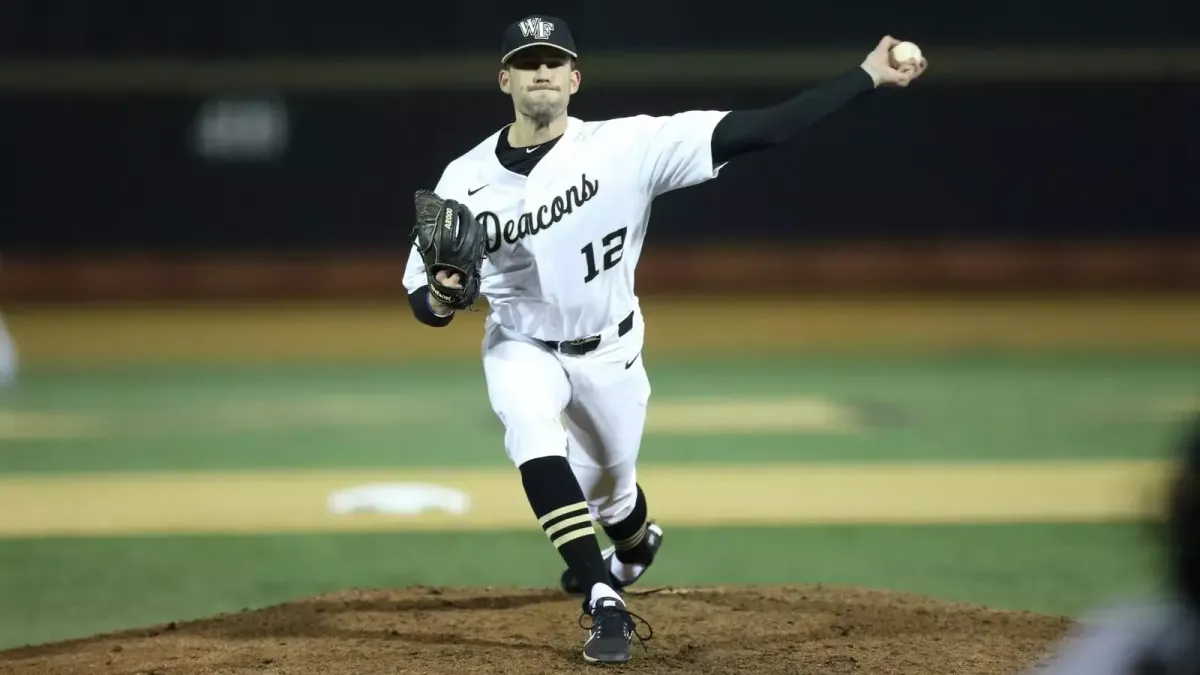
[402, 111, 730, 341]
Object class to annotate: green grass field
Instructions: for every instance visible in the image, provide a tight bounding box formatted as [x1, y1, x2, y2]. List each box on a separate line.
[3, 344, 1197, 651]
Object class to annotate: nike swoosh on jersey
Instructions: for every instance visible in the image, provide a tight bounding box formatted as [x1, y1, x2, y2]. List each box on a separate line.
[526, 147, 539, 153]
[467, 185, 488, 195]
[625, 351, 642, 369]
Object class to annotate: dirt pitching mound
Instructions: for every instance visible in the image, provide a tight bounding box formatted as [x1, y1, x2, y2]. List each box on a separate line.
[0, 585, 1073, 675]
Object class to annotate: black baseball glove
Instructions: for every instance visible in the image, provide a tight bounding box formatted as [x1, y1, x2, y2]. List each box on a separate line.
[411, 189, 488, 311]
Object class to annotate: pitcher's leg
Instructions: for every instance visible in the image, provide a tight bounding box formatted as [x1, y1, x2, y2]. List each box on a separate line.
[568, 449, 660, 589]
[564, 406, 644, 527]
[483, 327, 618, 605]
[560, 357, 662, 591]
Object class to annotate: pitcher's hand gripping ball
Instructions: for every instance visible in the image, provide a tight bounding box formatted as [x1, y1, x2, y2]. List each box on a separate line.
[411, 189, 488, 311]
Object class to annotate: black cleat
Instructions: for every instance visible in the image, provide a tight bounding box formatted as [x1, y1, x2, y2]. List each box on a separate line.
[561, 522, 663, 595]
[578, 595, 652, 665]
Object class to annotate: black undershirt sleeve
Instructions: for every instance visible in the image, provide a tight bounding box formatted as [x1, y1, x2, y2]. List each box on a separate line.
[407, 285, 455, 327]
[710, 67, 877, 165]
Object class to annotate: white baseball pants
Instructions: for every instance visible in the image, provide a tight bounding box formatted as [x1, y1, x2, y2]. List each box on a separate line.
[482, 313, 649, 526]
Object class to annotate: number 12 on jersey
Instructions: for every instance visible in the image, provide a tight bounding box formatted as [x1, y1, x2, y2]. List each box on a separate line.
[580, 227, 628, 283]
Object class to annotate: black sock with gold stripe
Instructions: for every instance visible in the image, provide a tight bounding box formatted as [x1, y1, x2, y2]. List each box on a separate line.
[602, 484, 654, 564]
[519, 456, 610, 593]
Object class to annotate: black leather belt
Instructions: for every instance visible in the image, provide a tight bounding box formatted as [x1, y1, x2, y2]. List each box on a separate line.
[538, 311, 634, 356]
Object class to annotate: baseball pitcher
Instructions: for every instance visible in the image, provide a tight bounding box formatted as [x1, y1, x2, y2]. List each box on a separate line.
[402, 15, 927, 664]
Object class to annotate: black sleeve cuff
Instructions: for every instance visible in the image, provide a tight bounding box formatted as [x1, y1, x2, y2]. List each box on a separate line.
[407, 285, 455, 327]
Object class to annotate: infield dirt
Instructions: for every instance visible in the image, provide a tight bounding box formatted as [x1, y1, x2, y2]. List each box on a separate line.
[0, 586, 1072, 675]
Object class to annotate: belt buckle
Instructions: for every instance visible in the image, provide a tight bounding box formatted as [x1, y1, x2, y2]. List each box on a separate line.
[563, 336, 599, 354]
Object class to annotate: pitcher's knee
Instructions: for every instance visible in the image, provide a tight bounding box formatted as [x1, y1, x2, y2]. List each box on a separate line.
[502, 416, 569, 467]
[590, 483, 638, 526]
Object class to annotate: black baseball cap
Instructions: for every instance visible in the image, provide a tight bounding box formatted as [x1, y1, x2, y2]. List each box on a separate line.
[501, 15, 578, 64]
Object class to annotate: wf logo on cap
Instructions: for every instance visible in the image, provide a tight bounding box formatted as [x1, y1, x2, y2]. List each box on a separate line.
[518, 17, 555, 40]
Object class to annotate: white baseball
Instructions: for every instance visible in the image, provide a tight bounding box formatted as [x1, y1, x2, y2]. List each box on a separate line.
[890, 41, 923, 66]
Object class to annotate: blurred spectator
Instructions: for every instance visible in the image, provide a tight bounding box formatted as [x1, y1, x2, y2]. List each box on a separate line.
[0, 311, 15, 387]
[1030, 416, 1200, 675]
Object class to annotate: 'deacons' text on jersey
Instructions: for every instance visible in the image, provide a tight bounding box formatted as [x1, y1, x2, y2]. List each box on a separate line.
[402, 111, 730, 341]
